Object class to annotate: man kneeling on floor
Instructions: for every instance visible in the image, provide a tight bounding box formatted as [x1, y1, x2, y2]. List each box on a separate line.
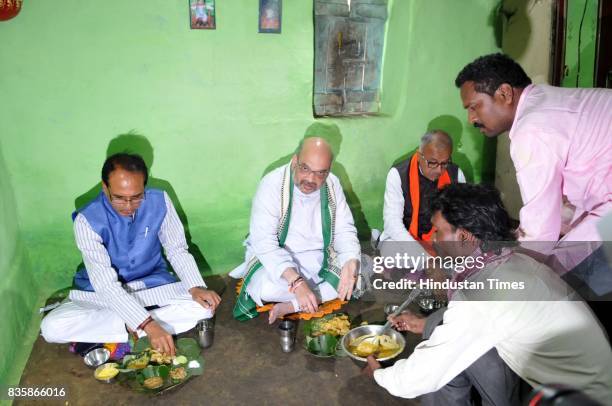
[364, 183, 612, 405]
[41, 153, 221, 355]
[231, 137, 361, 323]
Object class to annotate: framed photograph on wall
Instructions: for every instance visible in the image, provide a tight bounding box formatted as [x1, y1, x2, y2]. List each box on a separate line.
[190, 0, 215, 30]
[259, 0, 281, 33]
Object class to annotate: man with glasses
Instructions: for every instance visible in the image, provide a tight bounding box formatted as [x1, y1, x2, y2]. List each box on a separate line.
[41, 153, 221, 356]
[231, 137, 361, 323]
[379, 130, 466, 244]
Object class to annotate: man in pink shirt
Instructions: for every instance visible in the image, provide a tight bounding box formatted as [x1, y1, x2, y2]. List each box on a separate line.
[455, 53, 612, 297]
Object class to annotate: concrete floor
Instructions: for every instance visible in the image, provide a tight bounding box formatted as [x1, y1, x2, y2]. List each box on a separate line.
[17, 277, 422, 406]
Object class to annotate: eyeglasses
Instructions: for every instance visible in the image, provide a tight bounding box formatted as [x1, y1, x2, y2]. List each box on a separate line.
[296, 161, 330, 179]
[420, 153, 451, 169]
[108, 191, 146, 207]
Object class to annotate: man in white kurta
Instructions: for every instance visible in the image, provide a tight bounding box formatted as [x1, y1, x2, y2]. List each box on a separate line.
[231, 137, 361, 323]
[367, 183, 612, 405]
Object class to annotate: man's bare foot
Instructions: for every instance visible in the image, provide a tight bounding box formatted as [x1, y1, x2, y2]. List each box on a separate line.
[268, 302, 295, 324]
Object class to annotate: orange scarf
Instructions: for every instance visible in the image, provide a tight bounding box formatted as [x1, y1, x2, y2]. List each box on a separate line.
[408, 153, 451, 241]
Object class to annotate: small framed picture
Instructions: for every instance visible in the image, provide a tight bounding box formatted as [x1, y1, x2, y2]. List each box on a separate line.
[259, 0, 281, 34]
[190, 0, 215, 30]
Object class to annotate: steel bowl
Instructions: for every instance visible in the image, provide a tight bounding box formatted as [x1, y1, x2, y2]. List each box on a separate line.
[83, 347, 110, 368]
[417, 297, 446, 313]
[341, 324, 405, 365]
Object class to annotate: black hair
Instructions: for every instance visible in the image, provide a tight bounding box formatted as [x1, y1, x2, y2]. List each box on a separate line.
[101, 153, 148, 186]
[455, 53, 532, 96]
[431, 183, 517, 250]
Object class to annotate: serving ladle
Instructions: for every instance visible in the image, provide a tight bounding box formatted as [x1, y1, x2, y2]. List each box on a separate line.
[351, 288, 422, 347]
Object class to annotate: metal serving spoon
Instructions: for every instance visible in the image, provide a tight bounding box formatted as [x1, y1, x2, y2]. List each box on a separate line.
[352, 288, 422, 346]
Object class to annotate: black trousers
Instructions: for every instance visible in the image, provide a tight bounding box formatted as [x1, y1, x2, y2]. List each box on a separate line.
[419, 347, 521, 406]
[418, 308, 522, 406]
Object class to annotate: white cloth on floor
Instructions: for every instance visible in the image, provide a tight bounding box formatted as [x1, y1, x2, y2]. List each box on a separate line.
[41, 294, 212, 343]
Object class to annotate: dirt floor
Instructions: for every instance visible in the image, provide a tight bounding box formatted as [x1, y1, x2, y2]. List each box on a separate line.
[16, 277, 422, 406]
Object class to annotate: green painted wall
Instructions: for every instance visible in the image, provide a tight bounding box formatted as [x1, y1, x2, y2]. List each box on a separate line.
[0, 145, 39, 389]
[562, 0, 598, 87]
[0, 0, 499, 385]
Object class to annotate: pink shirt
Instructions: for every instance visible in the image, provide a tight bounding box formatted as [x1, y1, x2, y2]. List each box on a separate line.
[509, 84, 612, 242]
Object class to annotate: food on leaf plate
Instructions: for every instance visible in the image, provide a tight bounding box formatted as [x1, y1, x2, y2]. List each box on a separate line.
[312, 314, 350, 337]
[143, 376, 164, 390]
[149, 349, 173, 364]
[126, 353, 150, 369]
[170, 367, 187, 381]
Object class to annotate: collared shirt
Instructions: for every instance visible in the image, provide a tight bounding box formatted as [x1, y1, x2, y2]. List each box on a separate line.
[373, 253, 612, 404]
[510, 84, 612, 242]
[70, 191, 206, 330]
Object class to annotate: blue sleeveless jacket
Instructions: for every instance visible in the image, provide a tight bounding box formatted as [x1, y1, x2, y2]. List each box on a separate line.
[72, 188, 178, 291]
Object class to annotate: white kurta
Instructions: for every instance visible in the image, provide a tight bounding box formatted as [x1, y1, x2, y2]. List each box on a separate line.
[233, 165, 361, 307]
[373, 253, 612, 405]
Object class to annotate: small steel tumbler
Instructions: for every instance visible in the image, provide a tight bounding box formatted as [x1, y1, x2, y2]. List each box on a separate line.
[278, 320, 296, 353]
[196, 318, 215, 349]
